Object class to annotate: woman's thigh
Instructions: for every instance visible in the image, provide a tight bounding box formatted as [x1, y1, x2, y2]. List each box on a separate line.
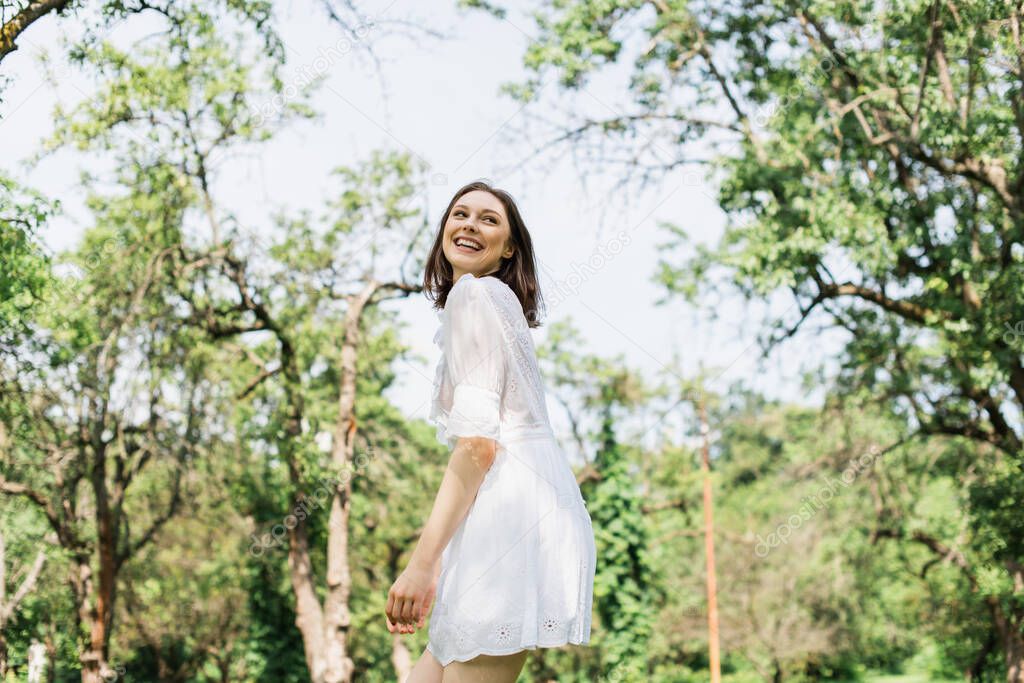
[405, 647, 443, 683]
[441, 651, 528, 683]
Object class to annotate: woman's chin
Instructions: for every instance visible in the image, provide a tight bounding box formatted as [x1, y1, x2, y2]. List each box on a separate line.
[447, 255, 482, 272]
[449, 247, 483, 260]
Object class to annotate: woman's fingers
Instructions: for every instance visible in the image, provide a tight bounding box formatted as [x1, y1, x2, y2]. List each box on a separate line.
[387, 588, 408, 629]
[399, 596, 415, 625]
[399, 597, 420, 630]
[388, 615, 412, 634]
[386, 590, 396, 621]
[409, 596, 422, 625]
[392, 596, 406, 624]
[387, 567, 438, 633]
[389, 606, 412, 633]
[395, 608, 414, 634]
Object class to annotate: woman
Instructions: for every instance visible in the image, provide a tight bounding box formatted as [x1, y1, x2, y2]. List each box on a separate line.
[385, 181, 597, 682]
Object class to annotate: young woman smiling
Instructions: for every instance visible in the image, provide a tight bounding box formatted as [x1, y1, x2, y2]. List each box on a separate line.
[385, 181, 596, 682]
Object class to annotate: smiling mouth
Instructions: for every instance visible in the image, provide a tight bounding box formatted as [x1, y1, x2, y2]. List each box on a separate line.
[453, 236, 484, 252]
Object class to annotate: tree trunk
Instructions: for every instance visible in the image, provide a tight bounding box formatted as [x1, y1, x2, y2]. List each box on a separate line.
[391, 633, 412, 682]
[967, 631, 995, 681]
[288, 518, 329, 683]
[322, 482, 355, 683]
[71, 557, 115, 683]
[270, 282, 378, 682]
[996, 612, 1024, 683]
[318, 284, 374, 683]
[44, 630, 56, 683]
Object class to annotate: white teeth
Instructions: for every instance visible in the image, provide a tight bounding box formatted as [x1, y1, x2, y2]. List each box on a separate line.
[455, 237, 482, 251]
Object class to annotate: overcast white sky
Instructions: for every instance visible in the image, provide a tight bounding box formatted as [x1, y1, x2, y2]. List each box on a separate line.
[0, 0, 844, 454]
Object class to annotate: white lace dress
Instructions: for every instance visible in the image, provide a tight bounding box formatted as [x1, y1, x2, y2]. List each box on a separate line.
[425, 272, 597, 666]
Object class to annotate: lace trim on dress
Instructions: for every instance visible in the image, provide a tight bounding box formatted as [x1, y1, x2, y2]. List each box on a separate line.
[429, 275, 554, 450]
[428, 325, 453, 448]
[479, 282, 550, 424]
[428, 611, 591, 666]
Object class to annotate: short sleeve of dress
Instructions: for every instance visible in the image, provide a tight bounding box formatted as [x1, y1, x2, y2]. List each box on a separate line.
[443, 276, 506, 443]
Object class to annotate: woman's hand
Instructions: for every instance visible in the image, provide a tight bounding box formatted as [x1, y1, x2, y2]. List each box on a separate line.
[386, 558, 440, 634]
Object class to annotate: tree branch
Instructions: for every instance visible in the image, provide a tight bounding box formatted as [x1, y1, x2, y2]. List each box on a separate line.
[816, 279, 941, 325]
[0, 0, 72, 63]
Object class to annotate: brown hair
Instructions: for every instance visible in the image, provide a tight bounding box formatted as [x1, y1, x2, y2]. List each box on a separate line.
[423, 180, 544, 328]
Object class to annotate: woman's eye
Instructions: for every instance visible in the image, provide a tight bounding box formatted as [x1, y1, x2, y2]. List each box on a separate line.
[451, 210, 497, 223]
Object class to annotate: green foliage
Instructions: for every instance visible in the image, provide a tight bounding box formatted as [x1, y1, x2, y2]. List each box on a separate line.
[585, 402, 657, 679]
[7, 0, 1024, 679]
[47, 4, 306, 168]
[481, 0, 1024, 677]
[0, 174, 59, 347]
[239, 554, 309, 682]
[456, 0, 508, 20]
[0, 501, 77, 680]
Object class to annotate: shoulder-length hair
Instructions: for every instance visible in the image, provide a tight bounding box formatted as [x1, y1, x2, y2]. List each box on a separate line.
[423, 180, 544, 328]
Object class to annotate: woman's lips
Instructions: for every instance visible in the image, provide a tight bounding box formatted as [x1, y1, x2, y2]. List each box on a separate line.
[453, 237, 484, 254]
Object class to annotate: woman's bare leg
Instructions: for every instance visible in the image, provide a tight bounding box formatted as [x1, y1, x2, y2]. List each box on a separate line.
[441, 651, 528, 683]
[404, 647, 443, 683]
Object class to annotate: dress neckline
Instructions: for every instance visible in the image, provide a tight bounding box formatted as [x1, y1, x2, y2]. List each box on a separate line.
[456, 271, 498, 284]
[435, 271, 505, 344]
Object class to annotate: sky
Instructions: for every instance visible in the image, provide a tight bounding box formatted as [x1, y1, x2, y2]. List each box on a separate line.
[0, 0, 846, 458]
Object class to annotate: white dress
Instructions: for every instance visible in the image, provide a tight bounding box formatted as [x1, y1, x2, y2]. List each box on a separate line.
[425, 272, 597, 666]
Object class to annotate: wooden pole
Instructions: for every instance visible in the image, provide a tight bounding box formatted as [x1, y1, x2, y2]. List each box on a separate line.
[699, 388, 722, 682]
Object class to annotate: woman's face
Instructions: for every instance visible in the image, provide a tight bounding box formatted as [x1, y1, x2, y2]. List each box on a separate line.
[442, 190, 514, 280]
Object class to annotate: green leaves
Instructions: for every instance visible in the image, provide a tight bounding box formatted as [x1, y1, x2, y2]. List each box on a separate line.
[46, 0, 308, 187]
[0, 173, 58, 346]
[586, 414, 656, 677]
[467, 0, 1024, 675]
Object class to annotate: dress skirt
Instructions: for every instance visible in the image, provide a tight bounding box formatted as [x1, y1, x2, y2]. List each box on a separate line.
[425, 429, 597, 666]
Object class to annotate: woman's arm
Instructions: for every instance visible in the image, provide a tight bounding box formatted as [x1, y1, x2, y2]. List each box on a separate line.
[410, 435, 497, 568]
[385, 435, 497, 634]
[387, 276, 507, 634]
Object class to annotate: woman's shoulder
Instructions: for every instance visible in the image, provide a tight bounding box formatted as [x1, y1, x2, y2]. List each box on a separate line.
[451, 272, 516, 306]
[448, 273, 533, 331]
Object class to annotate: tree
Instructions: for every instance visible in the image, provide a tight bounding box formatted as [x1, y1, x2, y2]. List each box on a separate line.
[0, 1, 78, 66]
[0, 527, 50, 677]
[41, 7, 440, 681]
[0, 173, 57, 350]
[1, 3, 286, 681]
[469, 1, 1024, 678]
[0, 177, 216, 683]
[537, 319, 661, 679]
[18, 1, 476, 679]
[586, 396, 657, 679]
[0, 1, 279, 101]
[155, 143, 430, 682]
